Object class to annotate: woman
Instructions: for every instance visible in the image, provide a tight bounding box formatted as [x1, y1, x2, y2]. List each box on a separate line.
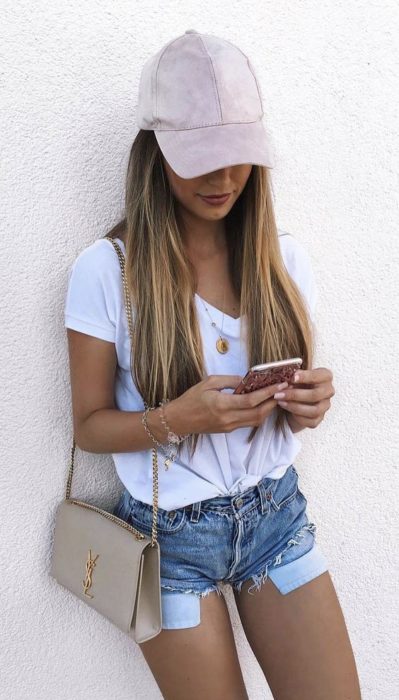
[65, 30, 361, 700]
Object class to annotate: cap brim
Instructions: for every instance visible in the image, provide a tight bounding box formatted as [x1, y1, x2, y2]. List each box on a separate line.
[154, 118, 275, 179]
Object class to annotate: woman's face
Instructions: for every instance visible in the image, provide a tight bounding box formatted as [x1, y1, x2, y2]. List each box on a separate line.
[162, 156, 253, 222]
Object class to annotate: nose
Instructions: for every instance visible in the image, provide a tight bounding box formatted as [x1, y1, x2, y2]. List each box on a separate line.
[208, 166, 234, 178]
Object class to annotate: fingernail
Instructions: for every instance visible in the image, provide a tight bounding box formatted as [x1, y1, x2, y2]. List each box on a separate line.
[277, 382, 288, 391]
[294, 373, 300, 382]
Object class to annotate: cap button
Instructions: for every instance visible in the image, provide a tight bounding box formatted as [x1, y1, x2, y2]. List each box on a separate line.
[185, 29, 198, 34]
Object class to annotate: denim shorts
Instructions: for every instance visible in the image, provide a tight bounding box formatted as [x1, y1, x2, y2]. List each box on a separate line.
[113, 464, 329, 630]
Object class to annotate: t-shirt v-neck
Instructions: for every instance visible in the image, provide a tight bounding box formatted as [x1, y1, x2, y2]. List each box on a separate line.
[115, 237, 243, 338]
[194, 292, 243, 338]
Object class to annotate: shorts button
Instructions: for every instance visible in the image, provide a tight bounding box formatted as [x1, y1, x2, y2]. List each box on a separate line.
[235, 498, 243, 507]
[168, 510, 176, 519]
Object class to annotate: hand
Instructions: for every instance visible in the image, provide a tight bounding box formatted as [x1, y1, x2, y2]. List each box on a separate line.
[164, 375, 289, 436]
[273, 367, 335, 430]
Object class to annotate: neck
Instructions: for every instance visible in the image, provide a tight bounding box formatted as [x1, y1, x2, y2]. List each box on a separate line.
[178, 210, 227, 262]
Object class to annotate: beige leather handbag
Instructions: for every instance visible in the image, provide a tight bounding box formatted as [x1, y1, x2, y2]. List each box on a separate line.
[50, 236, 162, 643]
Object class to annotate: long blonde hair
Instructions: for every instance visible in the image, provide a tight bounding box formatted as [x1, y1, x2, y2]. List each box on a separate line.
[104, 129, 315, 459]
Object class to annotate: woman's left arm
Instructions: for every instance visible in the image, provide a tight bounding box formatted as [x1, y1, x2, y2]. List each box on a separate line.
[273, 367, 335, 432]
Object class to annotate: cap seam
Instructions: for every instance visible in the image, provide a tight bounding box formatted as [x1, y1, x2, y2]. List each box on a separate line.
[198, 35, 222, 123]
[156, 117, 262, 131]
[246, 57, 264, 114]
[221, 37, 265, 113]
[154, 34, 187, 127]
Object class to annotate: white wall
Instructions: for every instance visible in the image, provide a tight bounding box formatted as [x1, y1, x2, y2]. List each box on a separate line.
[1, 2, 398, 698]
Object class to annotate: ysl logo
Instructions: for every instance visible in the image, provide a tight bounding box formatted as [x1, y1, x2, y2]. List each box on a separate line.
[82, 549, 99, 598]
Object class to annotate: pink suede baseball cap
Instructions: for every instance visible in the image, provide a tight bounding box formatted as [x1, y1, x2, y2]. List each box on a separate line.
[136, 29, 275, 179]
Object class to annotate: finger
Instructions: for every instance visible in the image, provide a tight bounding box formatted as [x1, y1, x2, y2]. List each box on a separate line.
[276, 400, 323, 418]
[293, 367, 333, 385]
[230, 395, 277, 426]
[232, 381, 288, 409]
[206, 374, 246, 390]
[273, 385, 324, 402]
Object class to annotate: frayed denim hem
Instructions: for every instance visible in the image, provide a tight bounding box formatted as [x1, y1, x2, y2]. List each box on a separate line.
[161, 583, 225, 598]
[231, 521, 317, 596]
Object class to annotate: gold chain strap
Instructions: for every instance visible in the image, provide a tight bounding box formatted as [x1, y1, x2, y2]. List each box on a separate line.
[67, 235, 159, 548]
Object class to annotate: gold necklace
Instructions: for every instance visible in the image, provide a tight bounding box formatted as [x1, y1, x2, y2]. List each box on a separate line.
[198, 290, 229, 354]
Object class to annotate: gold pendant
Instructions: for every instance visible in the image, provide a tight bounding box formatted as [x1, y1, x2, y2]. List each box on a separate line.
[216, 337, 229, 353]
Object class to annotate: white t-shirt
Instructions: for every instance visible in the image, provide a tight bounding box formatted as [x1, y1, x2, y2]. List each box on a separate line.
[64, 229, 317, 510]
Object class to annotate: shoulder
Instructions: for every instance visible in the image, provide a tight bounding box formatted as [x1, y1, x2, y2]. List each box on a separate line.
[67, 237, 124, 299]
[277, 228, 318, 320]
[65, 238, 124, 341]
[277, 228, 313, 272]
[69, 237, 122, 279]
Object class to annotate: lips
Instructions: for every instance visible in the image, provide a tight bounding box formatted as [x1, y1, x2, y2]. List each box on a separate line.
[199, 193, 231, 206]
[201, 193, 230, 198]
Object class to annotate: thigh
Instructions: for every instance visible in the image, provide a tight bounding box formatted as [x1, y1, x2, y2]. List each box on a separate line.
[233, 570, 362, 700]
[138, 590, 249, 700]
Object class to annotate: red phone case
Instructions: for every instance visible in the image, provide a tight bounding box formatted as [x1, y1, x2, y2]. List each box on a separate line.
[233, 360, 302, 395]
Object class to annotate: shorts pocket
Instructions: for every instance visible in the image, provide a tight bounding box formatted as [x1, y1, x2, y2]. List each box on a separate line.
[125, 495, 188, 535]
[269, 464, 300, 512]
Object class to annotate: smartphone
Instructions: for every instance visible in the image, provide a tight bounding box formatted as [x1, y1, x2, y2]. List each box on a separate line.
[233, 357, 303, 395]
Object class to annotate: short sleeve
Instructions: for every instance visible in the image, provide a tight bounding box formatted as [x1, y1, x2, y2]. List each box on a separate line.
[64, 240, 118, 342]
[278, 231, 318, 324]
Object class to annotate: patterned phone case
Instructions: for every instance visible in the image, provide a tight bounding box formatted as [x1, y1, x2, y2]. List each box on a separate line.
[233, 360, 302, 395]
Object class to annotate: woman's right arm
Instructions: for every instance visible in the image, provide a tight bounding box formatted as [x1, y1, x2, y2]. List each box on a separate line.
[67, 328, 184, 453]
